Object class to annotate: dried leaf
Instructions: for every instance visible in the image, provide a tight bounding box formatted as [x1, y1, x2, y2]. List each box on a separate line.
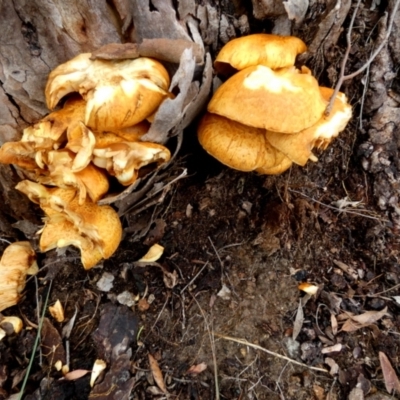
[292, 301, 304, 341]
[49, 300, 65, 323]
[392, 296, 400, 305]
[139, 243, 164, 262]
[351, 307, 389, 324]
[217, 284, 231, 300]
[333, 260, 358, 280]
[148, 353, 167, 394]
[283, 0, 309, 23]
[41, 318, 66, 366]
[331, 314, 338, 336]
[62, 306, 78, 339]
[348, 387, 364, 400]
[325, 357, 339, 376]
[142, 48, 196, 144]
[186, 362, 207, 375]
[321, 343, 343, 354]
[90, 43, 139, 60]
[331, 197, 363, 209]
[379, 352, 400, 395]
[90, 359, 107, 387]
[64, 369, 91, 381]
[134, 261, 178, 289]
[298, 282, 319, 295]
[341, 307, 389, 332]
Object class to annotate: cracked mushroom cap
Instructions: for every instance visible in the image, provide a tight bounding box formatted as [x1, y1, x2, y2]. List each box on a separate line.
[46, 55, 171, 131]
[215, 33, 307, 75]
[40, 215, 110, 270]
[15, 181, 77, 217]
[92, 141, 171, 186]
[84, 79, 168, 131]
[0, 141, 39, 170]
[40, 196, 122, 269]
[16, 181, 121, 269]
[65, 122, 96, 172]
[198, 112, 292, 174]
[94, 120, 151, 148]
[208, 65, 327, 134]
[0, 242, 37, 312]
[37, 150, 109, 204]
[22, 96, 86, 148]
[265, 87, 353, 166]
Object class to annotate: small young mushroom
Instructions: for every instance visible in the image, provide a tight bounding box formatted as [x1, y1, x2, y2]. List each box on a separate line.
[0, 242, 38, 312]
[214, 33, 307, 76]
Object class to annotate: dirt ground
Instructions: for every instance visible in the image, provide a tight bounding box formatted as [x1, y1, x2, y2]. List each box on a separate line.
[1, 119, 400, 399]
[0, 1, 400, 400]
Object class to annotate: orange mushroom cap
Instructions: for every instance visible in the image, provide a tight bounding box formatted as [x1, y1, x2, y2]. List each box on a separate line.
[198, 112, 292, 174]
[16, 181, 121, 269]
[45, 55, 171, 131]
[265, 87, 353, 165]
[37, 149, 109, 204]
[93, 141, 171, 186]
[22, 96, 86, 148]
[215, 33, 307, 75]
[208, 65, 327, 134]
[40, 216, 107, 270]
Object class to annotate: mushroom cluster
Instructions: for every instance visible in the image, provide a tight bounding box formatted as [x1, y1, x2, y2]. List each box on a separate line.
[198, 34, 353, 174]
[0, 54, 174, 269]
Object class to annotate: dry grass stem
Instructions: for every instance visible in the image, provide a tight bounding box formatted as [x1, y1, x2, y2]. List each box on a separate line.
[215, 334, 329, 373]
[192, 295, 220, 400]
[288, 189, 389, 222]
[180, 261, 209, 294]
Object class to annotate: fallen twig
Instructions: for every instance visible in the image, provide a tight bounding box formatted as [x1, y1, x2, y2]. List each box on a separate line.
[215, 333, 328, 374]
[288, 189, 389, 222]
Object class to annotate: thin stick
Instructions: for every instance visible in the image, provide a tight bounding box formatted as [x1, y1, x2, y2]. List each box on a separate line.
[326, 0, 400, 114]
[288, 189, 389, 222]
[180, 261, 209, 294]
[325, 0, 361, 115]
[215, 333, 328, 373]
